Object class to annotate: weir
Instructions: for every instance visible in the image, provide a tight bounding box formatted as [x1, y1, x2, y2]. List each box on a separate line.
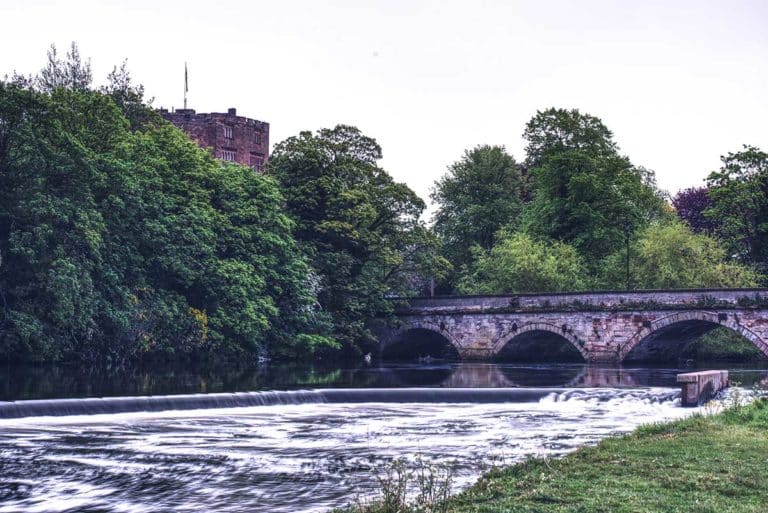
[0, 388, 570, 419]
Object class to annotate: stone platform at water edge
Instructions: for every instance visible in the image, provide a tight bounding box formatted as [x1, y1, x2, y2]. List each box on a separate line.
[677, 370, 729, 407]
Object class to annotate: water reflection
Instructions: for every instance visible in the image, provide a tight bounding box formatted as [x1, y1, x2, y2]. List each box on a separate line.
[1, 361, 768, 401]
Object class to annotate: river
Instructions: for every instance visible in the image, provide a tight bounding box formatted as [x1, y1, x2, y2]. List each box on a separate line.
[1, 362, 767, 512]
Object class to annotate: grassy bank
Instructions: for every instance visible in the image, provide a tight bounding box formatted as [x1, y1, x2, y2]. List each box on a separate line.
[344, 397, 768, 513]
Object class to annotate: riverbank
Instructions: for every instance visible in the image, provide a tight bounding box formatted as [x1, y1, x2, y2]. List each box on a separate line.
[345, 396, 768, 513]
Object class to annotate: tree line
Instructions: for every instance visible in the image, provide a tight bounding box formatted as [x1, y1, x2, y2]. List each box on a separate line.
[433, 109, 763, 294]
[0, 44, 765, 364]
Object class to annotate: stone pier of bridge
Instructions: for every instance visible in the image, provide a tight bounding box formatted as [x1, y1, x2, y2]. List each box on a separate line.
[377, 289, 768, 363]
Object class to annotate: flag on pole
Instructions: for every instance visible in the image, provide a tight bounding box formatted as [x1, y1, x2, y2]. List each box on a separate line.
[185, 62, 188, 93]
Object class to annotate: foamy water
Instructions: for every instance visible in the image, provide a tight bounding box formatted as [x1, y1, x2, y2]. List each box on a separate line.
[0, 387, 701, 513]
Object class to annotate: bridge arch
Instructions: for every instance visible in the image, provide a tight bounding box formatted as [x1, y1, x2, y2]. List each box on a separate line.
[381, 320, 462, 361]
[492, 322, 588, 362]
[620, 311, 768, 362]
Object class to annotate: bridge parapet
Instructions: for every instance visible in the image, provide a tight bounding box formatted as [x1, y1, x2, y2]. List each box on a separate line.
[400, 289, 768, 315]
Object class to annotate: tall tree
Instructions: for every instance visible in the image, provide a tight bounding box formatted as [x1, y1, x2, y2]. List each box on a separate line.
[520, 108, 668, 264]
[523, 107, 619, 168]
[37, 42, 93, 92]
[431, 145, 525, 282]
[706, 145, 768, 273]
[101, 59, 156, 129]
[270, 125, 447, 354]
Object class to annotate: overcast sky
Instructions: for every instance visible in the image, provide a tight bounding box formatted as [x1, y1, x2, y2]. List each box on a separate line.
[2, 0, 767, 215]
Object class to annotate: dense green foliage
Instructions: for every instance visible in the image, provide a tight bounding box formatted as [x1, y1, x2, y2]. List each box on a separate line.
[0, 78, 321, 363]
[269, 125, 448, 355]
[433, 107, 763, 295]
[682, 327, 767, 362]
[431, 145, 525, 277]
[599, 221, 760, 290]
[522, 107, 619, 167]
[2, 45, 765, 365]
[706, 145, 768, 274]
[458, 232, 589, 294]
[519, 109, 668, 266]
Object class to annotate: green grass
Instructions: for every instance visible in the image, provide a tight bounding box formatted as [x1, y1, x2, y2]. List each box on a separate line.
[449, 399, 768, 513]
[341, 399, 768, 513]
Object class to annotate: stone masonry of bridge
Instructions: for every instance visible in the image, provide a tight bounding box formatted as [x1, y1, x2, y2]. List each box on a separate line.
[380, 289, 768, 363]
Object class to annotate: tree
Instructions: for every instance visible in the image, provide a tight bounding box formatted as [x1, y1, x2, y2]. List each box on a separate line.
[0, 78, 321, 363]
[458, 232, 590, 294]
[520, 150, 668, 265]
[101, 59, 156, 129]
[672, 187, 717, 235]
[520, 109, 668, 265]
[705, 145, 768, 273]
[37, 42, 93, 92]
[270, 125, 447, 354]
[598, 221, 760, 289]
[523, 107, 619, 167]
[431, 145, 525, 278]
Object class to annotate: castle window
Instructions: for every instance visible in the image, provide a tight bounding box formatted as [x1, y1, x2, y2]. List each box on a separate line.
[250, 154, 263, 171]
[222, 125, 233, 139]
[221, 150, 236, 161]
[254, 133, 261, 145]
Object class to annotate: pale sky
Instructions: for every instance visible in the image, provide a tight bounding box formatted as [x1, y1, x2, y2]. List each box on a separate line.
[2, 0, 767, 216]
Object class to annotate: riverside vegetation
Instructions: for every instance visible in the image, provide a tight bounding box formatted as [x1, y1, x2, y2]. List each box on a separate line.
[341, 396, 768, 513]
[1, 43, 767, 365]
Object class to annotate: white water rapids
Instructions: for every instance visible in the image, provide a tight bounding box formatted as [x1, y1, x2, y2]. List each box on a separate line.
[0, 387, 703, 513]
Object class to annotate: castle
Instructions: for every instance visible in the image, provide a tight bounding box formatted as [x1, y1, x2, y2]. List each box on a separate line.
[160, 108, 269, 172]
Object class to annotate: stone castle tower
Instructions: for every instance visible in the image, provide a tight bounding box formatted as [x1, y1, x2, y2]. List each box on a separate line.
[160, 107, 269, 172]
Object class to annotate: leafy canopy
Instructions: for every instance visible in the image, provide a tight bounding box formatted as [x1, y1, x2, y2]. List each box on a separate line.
[523, 107, 619, 167]
[706, 145, 768, 273]
[270, 125, 448, 354]
[459, 232, 590, 294]
[598, 221, 760, 290]
[431, 145, 525, 276]
[672, 186, 717, 235]
[0, 66, 320, 363]
[520, 108, 668, 265]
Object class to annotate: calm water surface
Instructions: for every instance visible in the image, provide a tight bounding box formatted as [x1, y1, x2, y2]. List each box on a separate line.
[0, 362, 766, 513]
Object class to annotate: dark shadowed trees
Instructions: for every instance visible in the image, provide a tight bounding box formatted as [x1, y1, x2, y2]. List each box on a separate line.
[672, 187, 717, 235]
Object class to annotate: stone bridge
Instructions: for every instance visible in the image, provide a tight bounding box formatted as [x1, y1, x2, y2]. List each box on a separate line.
[378, 289, 768, 363]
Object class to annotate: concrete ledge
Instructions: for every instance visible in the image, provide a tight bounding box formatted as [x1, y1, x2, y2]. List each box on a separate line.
[677, 370, 729, 406]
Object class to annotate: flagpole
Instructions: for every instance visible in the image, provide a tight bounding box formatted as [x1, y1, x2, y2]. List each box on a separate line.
[184, 62, 188, 110]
